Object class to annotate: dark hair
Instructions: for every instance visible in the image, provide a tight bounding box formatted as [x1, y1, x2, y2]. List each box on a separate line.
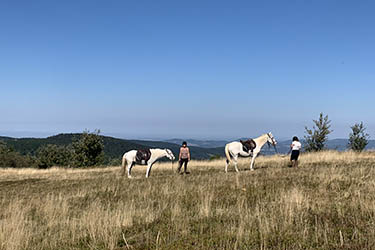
[292, 136, 299, 141]
[182, 141, 187, 146]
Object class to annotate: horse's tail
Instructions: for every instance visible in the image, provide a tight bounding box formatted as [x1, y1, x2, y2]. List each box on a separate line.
[225, 143, 231, 164]
[121, 154, 127, 174]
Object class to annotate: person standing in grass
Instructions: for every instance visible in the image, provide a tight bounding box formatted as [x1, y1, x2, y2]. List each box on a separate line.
[177, 141, 190, 174]
[290, 136, 302, 167]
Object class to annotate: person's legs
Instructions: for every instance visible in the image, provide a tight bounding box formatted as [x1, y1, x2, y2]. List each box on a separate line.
[290, 151, 295, 167]
[294, 151, 299, 168]
[177, 160, 183, 173]
[183, 159, 189, 174]
[291, 160, 296, 167]
[289, 154, 293, 167]
[290, 150, 299, 168]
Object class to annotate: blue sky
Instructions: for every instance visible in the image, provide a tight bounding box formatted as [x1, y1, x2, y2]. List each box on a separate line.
[0, 0, 374, 140]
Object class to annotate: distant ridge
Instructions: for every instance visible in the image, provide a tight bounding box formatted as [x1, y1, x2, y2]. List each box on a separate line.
[1, 134, 374, 163]
[0, 134, 225, 161]
[164, 138, 228, 148]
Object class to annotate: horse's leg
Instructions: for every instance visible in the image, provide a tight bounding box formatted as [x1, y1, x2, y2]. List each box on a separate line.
[121, 156, 127, 175]
[225, 159, 230, 173]
[128, 162, 135, 178]
[233, 155, 239, 172]
[250, 154, 257, 171]
[146, 161, 154, 178]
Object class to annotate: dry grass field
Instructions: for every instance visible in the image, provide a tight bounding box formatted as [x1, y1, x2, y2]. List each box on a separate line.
[1, 151, 375, 250]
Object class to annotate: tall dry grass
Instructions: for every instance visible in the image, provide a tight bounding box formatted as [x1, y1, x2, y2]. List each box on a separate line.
[1, 151, 375, 249]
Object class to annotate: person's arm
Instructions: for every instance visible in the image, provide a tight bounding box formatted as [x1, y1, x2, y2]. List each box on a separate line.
[188, 148, 191, 161]
[288, 143, 293, 154]
[179, 148, 182, 161]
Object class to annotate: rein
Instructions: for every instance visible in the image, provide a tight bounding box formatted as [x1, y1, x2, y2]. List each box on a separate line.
[273, 144, 278, 154]
[165, 149, 175, 171]
[266, 133, 278, 154]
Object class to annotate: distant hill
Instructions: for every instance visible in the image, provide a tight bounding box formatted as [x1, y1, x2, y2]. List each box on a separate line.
[1, 134, 374, 163]
[164, 138, 228, 148]
[168, 137, 375, 155]
[0, 134, 225, 161]
[262, 139, 375, 154]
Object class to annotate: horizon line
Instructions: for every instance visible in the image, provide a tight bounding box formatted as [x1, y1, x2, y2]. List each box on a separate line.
[0, 131, 368, 142]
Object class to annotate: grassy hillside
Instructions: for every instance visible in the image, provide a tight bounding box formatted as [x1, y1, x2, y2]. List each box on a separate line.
[1, 151, 375, 249]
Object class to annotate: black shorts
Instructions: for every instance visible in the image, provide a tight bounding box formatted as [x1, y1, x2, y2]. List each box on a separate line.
[291, 150, 300, 161]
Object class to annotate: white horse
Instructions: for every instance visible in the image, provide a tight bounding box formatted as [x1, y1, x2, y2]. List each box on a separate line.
[224, 132, 277, 172]
[122, 148, 175, 178]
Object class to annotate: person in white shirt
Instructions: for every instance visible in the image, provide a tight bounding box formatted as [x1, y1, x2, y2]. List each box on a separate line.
[290, 136, 302, 167]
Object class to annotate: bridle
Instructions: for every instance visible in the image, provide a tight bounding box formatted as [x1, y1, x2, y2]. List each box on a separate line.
[165, 149, 174, 159]
[267, 133, 278, 154]
[165, 149, 175, 170]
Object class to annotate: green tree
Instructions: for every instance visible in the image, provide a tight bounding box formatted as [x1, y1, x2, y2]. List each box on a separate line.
[348, 122, 369, 152]
[0, 140, 10, 154]
[72, 130, 104, 167]
[304, 113, 333, 152]
[37, 144, 73, 168]
[0, 140, 37, 168]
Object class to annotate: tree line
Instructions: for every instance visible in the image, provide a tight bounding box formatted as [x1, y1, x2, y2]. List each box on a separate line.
[0, 115, 372, 168]
[0, 130, 105, 168]
[304, 112, 370, 152]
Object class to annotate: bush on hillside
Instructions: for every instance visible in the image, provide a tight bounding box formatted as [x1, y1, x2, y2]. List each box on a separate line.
[72, 130, 104, 167]
[304, 113, 332, 152]
[37, 144, 73, 168]
[0, 140, 37, 168]
[348, 122, 369, 152]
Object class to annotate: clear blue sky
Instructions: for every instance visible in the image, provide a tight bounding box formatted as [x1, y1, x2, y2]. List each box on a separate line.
[1, 0, 374, 140]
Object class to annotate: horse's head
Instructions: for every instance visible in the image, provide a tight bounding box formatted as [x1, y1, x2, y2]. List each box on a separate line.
[165, 148, 176, 161]
[267, 132, 277, 146]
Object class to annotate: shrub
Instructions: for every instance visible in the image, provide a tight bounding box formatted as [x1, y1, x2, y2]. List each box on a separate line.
[37, 144, 73, 168]
[0, 140, 37, 168]
[304, 113, 332, 152]
[72, 130, 104, 167]
[348, 122, 369, 152]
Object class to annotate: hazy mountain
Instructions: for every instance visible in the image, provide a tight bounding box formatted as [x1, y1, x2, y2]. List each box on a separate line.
[164, 138, 228, 148]
[0, 134, 224, 161]
[261, 139, 375, 154]
[167, 138, 375, 155]
[1, 134, 374, 163]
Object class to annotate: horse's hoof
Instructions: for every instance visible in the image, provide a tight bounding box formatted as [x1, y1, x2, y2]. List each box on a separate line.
[128, 176, 133, 179]
[250, 169, 254, 171]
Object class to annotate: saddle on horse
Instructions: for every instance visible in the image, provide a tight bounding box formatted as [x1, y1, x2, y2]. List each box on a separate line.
[240, 139, 256, 153]
[136, 149, 151, 165]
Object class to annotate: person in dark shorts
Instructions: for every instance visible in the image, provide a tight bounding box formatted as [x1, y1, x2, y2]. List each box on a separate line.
[290, 136, 302, 167]
[177, 141, 190, 174]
